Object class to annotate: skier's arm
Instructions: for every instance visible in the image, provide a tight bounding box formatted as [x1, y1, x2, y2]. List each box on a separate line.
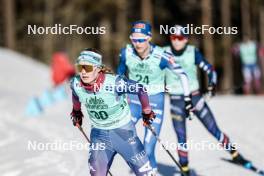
[70, 81, 81, 110]
[72, 91, 81, 110]
[160, 56, 193, 116]
[160, 54, 191, 96]
[194, 48, 217, 86]
[116, 48, 127, 75]
[115, 75, 151, 113]
[70, 80, 83, 126]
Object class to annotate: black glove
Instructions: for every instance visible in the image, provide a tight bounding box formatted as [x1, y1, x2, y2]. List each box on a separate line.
[142, 110, 156, 126]
[184, 95, 194, 118]
[207, 83, 216, 97]
[70, 109, 83, 126]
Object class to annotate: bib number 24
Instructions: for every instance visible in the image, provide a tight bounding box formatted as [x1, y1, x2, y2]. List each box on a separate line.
[136, 74, 149, 84]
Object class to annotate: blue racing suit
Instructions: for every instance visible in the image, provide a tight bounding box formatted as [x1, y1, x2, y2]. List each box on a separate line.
[117, 43, 190, 170]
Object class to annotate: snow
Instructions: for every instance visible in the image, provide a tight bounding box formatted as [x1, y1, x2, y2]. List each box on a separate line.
[0, 48, 263, 176]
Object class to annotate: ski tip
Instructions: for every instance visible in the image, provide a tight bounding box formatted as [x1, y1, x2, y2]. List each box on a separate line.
[221, 158, 264, 175]
[257, 169, 264, 176]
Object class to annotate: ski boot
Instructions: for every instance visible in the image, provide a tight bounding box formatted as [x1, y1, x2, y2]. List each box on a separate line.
[232, 151, 252, 169]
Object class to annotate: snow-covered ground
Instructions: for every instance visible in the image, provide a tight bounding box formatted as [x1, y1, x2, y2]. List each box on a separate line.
[0, 48, 263, 176]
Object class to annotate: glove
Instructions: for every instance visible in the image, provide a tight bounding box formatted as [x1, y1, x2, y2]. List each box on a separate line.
[70, 109, 83, 126]
[142, 110, 156, 127]
[207, 83, 216, 97]
[184, 95, 194, 118]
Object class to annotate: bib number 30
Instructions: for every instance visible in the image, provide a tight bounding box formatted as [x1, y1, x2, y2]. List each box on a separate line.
[90, 111, 109, 120]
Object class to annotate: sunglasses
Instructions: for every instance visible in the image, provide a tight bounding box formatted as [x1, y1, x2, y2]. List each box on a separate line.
[130, 36, 148, 43]
[76, 64, 94, 73]
[170, 35, 186, 41]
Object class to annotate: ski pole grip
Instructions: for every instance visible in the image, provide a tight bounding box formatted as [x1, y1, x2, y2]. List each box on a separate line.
[76, 123, 81, 129]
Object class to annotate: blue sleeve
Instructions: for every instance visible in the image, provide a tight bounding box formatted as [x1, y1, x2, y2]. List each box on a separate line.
[159, 51, 186, 72]
[159, 50, 172, 70]
[194, 48, 217, 85]
[159, 57, 169, 69]
[159, 51, 191, 96]
[194, 48, 213, 70]
[116, 48, 127, 75]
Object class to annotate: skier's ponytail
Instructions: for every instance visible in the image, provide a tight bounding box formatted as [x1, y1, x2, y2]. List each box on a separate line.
[100, 65, 114, 74]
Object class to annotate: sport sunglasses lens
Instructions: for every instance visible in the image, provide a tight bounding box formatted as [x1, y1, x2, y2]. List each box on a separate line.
[77, 65, 94, 73]
[170, 35, 185, 41]
[131, 38, 147, 43]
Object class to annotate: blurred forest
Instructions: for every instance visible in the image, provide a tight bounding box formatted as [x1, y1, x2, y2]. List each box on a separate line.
[1, 0, 264, 93]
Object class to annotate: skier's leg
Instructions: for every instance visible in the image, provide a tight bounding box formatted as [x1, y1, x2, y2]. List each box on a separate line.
[193, 94, 234, 150]
[170, 95, 189, 170]
[193, 94, 251, 165]
[128, 94, 143, 124]
[89, 128, 116, 176]
[242, 65, 252, 94]
[143, 93, 165, 170]
[111, 121, 153, 176]
[252, 65, 262, 93]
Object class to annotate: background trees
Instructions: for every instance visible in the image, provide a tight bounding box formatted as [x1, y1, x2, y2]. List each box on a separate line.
[0, 0, 263, 93]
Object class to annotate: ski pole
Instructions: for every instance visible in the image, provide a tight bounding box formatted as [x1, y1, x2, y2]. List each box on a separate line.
[76, 123, 90, 142]
[75, 123, 113, 176]
[146, 124, 188, 176]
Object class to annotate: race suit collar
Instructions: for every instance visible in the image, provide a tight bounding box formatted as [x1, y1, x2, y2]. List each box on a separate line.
[170, 44, 188, 56]
[80, 71, 105, 92]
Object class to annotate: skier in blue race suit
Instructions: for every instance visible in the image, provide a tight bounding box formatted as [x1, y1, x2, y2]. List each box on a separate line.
[117, 21, 193, 173]
[164, 25, 253, 176]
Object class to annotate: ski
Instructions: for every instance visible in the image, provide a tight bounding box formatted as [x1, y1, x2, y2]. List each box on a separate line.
[185, 169, 206, 176]
[222, 158, 264, 175]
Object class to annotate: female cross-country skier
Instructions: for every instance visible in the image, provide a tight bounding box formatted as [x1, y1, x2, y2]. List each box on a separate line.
[117, 21, 193, 173]
[164, 25, 252, 176]
[70, 48, 156, 176]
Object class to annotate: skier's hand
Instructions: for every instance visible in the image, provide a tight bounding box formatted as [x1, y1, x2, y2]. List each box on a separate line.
[142, 110, 156, 127]
[70, 109, 83, 126]
[184, 95, 194, 118]
[207, 83, 216, 97]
